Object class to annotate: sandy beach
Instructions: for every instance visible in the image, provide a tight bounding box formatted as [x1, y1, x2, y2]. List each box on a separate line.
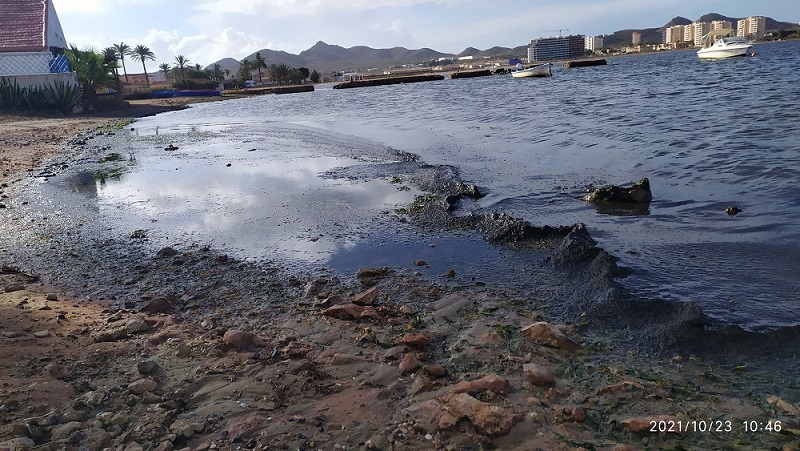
[1, 97, 799, 450]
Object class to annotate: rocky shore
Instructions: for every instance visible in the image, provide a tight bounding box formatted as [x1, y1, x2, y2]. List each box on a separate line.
[1, 105, 799, 450]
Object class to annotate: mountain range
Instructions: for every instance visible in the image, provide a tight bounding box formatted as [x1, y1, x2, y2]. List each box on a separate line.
[209, 13, 797, 75]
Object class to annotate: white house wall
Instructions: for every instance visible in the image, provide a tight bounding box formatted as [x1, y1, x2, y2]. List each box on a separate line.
[46, 1, 67, 49]
[0, 71, 79, 91]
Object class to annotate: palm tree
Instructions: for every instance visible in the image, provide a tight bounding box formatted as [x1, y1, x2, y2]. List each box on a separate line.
[102, 47, 123, 91]
[112, 42, 132, 83]
[130, 44, 156, 87]
[174, 55, 190, 85]
[66, 44, 118, 107]
[224, 69, 231, 79]
[253, 52, 267, 82]
[210, 63, 223, 81]
[159, 63, 171, 80]
[237, 58, 252, 84]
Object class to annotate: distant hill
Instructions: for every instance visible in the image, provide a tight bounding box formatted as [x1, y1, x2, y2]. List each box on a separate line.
[208, 13, 797, 75]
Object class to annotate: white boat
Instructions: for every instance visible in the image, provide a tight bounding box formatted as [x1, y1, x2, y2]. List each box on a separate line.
[697, 28, 752, 59]
[511, 63, 552, 78]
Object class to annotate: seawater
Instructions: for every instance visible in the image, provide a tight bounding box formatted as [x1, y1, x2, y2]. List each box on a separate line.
[73, 41, 800, 330]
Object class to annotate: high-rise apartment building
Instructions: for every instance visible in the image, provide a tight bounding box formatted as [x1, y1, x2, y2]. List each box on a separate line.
[528, 35, 585, 62]
[737, 16, 767, 40]
[693, 22, 711, 46]
[584, 35, 604, 51]
[631, 32, 641, 45]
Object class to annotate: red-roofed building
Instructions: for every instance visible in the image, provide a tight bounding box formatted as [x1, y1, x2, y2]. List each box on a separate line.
[0, 0, 69, 75]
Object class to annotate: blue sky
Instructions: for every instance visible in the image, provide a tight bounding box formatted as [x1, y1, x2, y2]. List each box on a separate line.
[51, 0, 799, 71]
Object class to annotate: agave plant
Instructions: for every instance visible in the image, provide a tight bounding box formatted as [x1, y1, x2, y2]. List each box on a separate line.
[46, 80, 82, 114]
[0, 77, 27, 109]
[23, 84, 49, 111]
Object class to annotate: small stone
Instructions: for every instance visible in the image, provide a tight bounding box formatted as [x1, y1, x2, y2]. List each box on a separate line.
[139, 297, 174, 314]
[444, 269, 456, 278]
[128, 378, 158, 395]
[452, 374, 510, 395]
[399, 353, 422, 374]
[4, 284, 24, 293]
[125, 316, 150, 334]
[321, 304, 381, 320]
[45, 293, 59, 301]
[520, 322, 581, 352]
[50, 421, 83, 441]
[353, 286, 380, 306]
[33, 330, 50, 338]
[156, 246, 179, 257]
[423, 365, 447, 377]
[400, 332, 432, 347]
[331, 353, 362, 365]
[413, 260, 428, 267]
[223, 329, 269, 350]
[176, 342, 191, 357]
[523, 363, 555, 387]
[137, 360, 159, 375]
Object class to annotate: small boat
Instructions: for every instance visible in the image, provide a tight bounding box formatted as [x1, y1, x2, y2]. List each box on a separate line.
[511, 63, 552, 78]
[697, 28, 752, 59]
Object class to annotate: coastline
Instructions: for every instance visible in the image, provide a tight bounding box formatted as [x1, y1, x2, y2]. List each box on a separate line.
[1, 99, 800, 450]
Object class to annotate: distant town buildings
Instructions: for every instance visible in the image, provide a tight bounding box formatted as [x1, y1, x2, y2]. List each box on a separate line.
[527, 34, 585, 62]
[738, 16, 767, 40]
[662, 16, 767, 48]
[631, 32, 641, 45]
[584, 36, 604, 51]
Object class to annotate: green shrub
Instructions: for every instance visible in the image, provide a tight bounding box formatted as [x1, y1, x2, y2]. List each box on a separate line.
[171, 79, 219, 90]
[24, 84, 49, 111]
[124, 89, 152, 100]
[0, 77, 27, 110]
[46, 80, 82, 114]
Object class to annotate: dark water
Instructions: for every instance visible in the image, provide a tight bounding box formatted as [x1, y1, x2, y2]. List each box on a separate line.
[12, 41, 800, 330]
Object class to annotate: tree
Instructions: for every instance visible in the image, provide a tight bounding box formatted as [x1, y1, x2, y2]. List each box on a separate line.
[298, 67, 310, 84]
[66, 44, 118, 107]
[130, 44, 156, 87]
[253, 52, 268, 82]
[210, 63, 223, 81]
[224, 69, 231, 79]
[112, 42, 132, 83]
[102, 47, 123, 91]
[159, 63, 171, 80]
[174, 55, 191, 85]
[237, 58, 252, 84]
[309, 69, 321, 83]
[269, 63, 290, 85]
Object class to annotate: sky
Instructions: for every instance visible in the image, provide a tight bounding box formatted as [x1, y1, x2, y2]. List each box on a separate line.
[50, 0, 799, 72]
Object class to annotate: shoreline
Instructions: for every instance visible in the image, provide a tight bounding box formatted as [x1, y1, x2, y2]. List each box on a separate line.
[2, 100, 800, 449]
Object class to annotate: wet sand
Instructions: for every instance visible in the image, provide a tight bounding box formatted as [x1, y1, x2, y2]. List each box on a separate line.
[1, 99, 799, 450]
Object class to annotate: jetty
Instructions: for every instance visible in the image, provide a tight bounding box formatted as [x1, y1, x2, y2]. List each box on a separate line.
[450, 69, 492, 79]
[237, 85, 314, 95]
[333, 74, 444, 89]
[562, 59, 607, 68]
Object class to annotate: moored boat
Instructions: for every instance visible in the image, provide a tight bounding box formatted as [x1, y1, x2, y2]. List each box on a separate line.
[511, 63, 552, 78]
[697, 28, 752, 59]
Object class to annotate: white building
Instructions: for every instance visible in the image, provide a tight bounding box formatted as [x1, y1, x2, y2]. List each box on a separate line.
[584, 36, 604, 51]
[738, 16, 767, 40]
[692, 22, 711, 46]
[0, 0, 69, 76]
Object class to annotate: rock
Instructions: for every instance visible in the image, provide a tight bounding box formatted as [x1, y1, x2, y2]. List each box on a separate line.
[356, 267, 390, 278]
[766, 395, 800, 416]
[444, 269, 456, 278]
[452, 374, 510, 395]
[423, 365, 447, 377]
[4, 284, 24, 292]
[51, 421, 83, 441]
[523, 363, 555, 387]
[123, 443, 145, 451]
[128, 378, 158, 395]
[0, 437, 35, 449]
[33, 329, 50, 338]
[156, 246, 179, 257]
[125, 316, 150, 334]
[321, 304, 381, 320]
[584, 178, 652, 203]
[82, 427, 112, 450]
[139, 297, 174, 314]
[331, 353, 362, 365]
[520, 322, 581, 352]
[222, 329, 269, 350]
[569, 407, 586, 422]
[399, 353, 422, 374]
[725, 206, 743, 216]
[413, 260, 428, 266]
[352, 286, 380, 306]
[303, 278, 328, 297]
[137, 359, 159, 375]
[621, 415, 679, 434]
[43, 362, 66, 379]
[45, 293, 58, 301]
[400, 332, 432, 347]
[164, 144, 179, 151]
[170, 419, 205, 439]
[93, 327, 127, 342]
[439, 392, 519, 436]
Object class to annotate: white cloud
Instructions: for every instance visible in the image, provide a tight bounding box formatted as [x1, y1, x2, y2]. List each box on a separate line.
[52, 0, 111, 15]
